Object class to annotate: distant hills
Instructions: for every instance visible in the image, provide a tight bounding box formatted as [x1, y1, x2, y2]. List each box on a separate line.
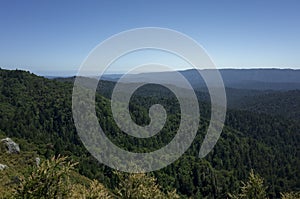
[55, 68, 300, 121]
[102, 68, 300, 91]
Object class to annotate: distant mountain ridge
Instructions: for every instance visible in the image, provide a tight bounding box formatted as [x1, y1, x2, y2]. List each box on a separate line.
[198, 68, 299, 83]
[102, 68, 300, 90]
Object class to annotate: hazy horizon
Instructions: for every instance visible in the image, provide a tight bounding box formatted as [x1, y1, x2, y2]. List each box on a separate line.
[1, 66, 299, 77]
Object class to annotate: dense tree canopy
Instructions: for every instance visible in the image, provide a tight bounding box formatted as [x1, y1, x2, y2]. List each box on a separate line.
[0, 69, 299, 198]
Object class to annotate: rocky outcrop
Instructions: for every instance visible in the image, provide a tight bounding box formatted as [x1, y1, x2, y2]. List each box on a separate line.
[1, 138, 20, 154]
[0, 163, 8, 171]
[35, 157, 40, 166]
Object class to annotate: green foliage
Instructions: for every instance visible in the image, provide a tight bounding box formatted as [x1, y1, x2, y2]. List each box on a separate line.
[114, 172, 179, 199]
[229, 170, 268, 199]
[70, 179, 112, 199]
[0, 69, 299, 198]
[233, 90, 300, 120]
[10, 154, 112, 198]
[15, 155, 78, 198]
[0, 140, 38, 198]
[10, 154, 177, 199]
[280, 191, 300, 199]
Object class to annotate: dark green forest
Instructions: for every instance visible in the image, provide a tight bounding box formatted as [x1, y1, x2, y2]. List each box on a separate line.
[0, 69, 299, 198]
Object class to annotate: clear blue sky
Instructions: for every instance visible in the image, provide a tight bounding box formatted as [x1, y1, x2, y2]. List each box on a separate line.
[0, 0, 299, 75]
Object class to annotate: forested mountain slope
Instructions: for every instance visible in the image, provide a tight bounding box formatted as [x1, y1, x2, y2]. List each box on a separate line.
[231, 90, 300, 121]
[0, 69, 299, 198]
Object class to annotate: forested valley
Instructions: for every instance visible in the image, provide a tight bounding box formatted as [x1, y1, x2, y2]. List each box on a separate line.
[0, 69, 299, 198]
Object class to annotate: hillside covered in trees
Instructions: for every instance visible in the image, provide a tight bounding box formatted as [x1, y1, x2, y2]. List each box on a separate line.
[0, 69, 299, 198]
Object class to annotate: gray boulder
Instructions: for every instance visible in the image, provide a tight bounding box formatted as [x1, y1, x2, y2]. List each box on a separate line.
[1, 138, 20, 154]
[0, 163, 8, 171]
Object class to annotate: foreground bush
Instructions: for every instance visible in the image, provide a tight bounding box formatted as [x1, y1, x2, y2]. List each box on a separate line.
[114, 172, 179, 199]
[280, 191, 300, 199]
[13, 155, 178, 198]
[229, 169, 268, 199]
[70, 180, 112, 199]
[15, 155, 77, 198]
